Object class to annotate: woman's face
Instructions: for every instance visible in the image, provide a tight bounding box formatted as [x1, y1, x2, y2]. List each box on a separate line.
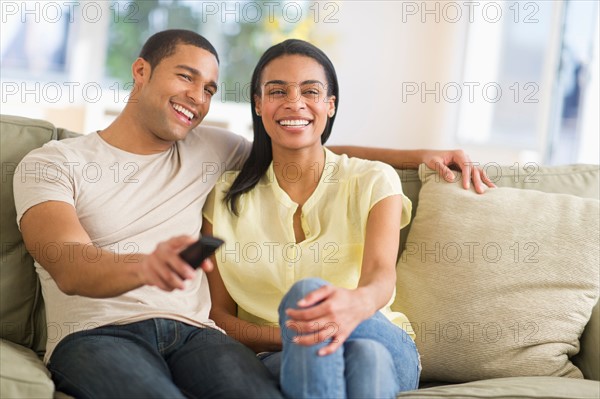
[255, 54, 336, 153]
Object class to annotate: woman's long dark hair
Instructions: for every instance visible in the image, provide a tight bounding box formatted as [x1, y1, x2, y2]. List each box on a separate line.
[224, 39, 340, 215]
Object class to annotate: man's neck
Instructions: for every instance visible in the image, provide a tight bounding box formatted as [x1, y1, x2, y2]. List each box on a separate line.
[99, 111, 173, 155]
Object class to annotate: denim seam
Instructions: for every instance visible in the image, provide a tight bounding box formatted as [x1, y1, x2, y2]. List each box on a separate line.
[50, 367, 95, 399]
[414, 346, 422, 390]
[156, 319, 181, 354]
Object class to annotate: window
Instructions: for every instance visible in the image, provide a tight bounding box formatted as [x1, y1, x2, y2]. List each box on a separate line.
[1, 1, 338, 135]
[106, 0, 327, 103]
[456, 0, 598, 164]
[546, 0, 599, 164]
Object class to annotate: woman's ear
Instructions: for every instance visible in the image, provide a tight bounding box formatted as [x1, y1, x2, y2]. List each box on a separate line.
[327, 96, 336, 117]
[254, 95, 262, 116]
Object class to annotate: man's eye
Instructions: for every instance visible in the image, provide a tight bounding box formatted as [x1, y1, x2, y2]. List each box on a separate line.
[205, 88, 215, 96]
[179, 74, 192, 82]
[269, 90, 285, 96]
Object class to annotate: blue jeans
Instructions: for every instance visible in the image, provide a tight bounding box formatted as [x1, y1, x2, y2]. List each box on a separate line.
[267, 278, 420, 399]
[48, 318, 283, 399]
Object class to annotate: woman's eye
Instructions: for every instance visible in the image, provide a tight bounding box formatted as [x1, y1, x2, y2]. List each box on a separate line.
[269, 90, 285, 96]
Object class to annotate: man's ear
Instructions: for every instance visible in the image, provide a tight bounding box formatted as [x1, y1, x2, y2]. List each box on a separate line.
[132, 58, 151, 86]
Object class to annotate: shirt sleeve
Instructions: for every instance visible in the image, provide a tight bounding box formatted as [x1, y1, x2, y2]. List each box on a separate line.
[13, 144, 76, 229]
[185, 126, 251, 173]
[202, 171, 237, 225]
[364, 163, 413, 229]
[222, 134, 251, 172]
[202, 186, 217, 225]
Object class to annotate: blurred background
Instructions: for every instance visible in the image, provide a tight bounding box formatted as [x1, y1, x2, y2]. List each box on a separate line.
[1, 0, 598, 165]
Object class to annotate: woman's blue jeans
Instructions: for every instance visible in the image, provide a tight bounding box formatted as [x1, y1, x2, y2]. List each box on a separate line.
[261, 277, 420, 399]
[48, 318, 283, 399]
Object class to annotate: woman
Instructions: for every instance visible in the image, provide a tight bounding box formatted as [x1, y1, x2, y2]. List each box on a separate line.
[202, 39, 419, 398]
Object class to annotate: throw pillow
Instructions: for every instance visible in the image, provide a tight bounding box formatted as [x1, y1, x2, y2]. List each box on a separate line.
[393, 165, 600, 382]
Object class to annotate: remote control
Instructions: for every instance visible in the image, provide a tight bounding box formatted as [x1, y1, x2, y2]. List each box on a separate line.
[179, 236, 224, 269]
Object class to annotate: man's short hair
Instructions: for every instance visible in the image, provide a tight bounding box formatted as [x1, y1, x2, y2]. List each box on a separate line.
[138, 29, 219, 70]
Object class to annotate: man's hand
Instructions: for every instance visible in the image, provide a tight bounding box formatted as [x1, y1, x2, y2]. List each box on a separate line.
[19, 201, 213, 297]
[421, 149, 497, 194]
[285, 285, 371, 356]
[140, 236, 214, 291]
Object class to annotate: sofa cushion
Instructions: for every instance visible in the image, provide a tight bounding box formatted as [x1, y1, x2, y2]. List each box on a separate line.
[399, 376, 600, 398]
[574, 301, 600, 381]
[0, 115, 57, 354]
[487, 163, 600, 198]
[395, 164, 600, 254]
[394, 165, 600, 382]
[0, 338, 54, 399]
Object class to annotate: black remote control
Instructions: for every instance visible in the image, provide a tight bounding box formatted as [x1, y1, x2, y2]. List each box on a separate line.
[179, 236, 224, 269]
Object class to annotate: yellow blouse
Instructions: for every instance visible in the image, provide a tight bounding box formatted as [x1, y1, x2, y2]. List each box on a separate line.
[203, 148, 413, 334]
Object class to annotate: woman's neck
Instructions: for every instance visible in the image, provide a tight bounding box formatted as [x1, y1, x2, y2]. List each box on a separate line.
[271, 145, 325, 206]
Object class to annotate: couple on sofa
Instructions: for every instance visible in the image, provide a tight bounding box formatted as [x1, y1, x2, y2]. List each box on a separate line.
[14, 29, 493, 398]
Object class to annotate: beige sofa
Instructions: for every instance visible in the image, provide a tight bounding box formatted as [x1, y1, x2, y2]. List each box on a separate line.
[1, 114, 599, 398]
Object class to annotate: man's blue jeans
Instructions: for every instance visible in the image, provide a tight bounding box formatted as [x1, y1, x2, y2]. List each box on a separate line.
[48, 318, 283, 398]
[261, 278, 420, 399]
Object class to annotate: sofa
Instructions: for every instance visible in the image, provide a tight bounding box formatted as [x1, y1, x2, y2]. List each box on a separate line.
[1, 114, 598, 398]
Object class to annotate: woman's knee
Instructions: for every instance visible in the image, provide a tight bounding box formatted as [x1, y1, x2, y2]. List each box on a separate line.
[344, 339, 399, 398]
[278, 277, 328, 314]
[345, 339, 394, 371]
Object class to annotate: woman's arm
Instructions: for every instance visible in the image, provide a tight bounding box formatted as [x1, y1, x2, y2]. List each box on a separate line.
[285, 195, 402, 355]
[202, 218, 282, 353]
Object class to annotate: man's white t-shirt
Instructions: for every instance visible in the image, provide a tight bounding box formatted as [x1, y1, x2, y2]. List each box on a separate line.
[13, 126, 250, 362]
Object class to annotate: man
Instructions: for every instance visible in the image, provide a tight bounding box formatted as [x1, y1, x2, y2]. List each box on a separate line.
[14, 29, 492, 398]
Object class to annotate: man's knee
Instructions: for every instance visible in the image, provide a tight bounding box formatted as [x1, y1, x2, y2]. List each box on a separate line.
[204, 343, 281, 397]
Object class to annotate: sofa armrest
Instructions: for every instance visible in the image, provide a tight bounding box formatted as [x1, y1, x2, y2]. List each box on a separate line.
[573, 300, 599, 381]
[0, 338, 55, 398]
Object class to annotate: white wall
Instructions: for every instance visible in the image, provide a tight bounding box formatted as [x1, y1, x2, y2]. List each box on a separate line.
[316, 2, 468, 150]
[2, 1, 596, 165]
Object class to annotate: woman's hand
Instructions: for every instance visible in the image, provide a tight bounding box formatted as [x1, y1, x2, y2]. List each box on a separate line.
[284, 285, 373, 356]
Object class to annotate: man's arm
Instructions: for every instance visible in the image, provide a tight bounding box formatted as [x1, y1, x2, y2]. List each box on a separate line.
[20, 201, 200, 298]
[328, 146, 496, 194]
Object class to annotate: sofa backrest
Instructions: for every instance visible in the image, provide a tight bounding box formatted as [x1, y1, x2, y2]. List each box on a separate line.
[2, 114, 599, 373]
[1, 115, 59, 355]
[397, 164, 600, 254]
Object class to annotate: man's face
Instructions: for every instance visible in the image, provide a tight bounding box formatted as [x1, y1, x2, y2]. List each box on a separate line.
[134, 44, 219, 144]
